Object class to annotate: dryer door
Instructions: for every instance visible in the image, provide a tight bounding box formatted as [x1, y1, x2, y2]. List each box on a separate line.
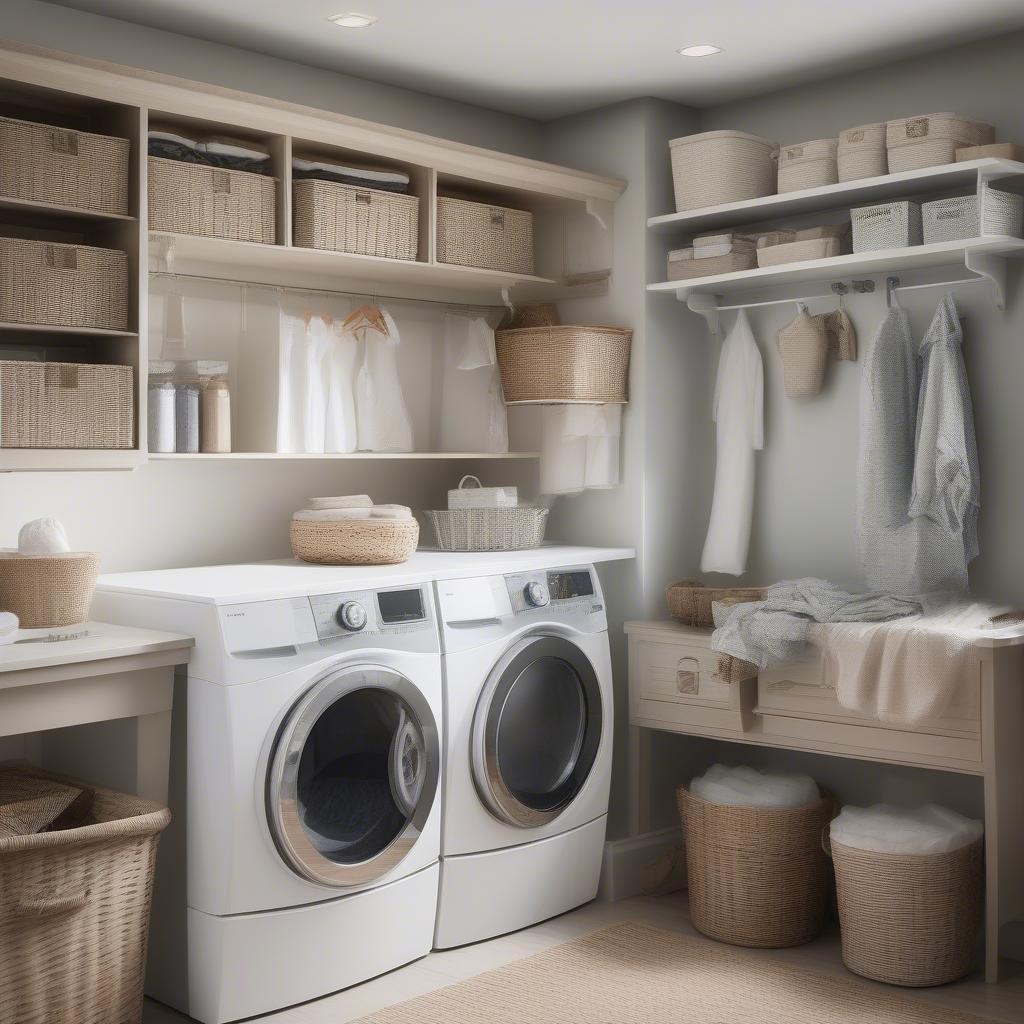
[267, 665, 439, 887]
[472, 634, 603, 828]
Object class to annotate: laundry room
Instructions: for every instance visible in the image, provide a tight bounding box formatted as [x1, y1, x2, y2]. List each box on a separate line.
[1, 2, 1024, 1022]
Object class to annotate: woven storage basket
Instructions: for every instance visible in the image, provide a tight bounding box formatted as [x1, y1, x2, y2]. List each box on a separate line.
[837, 123, 888, 182]
[495, 324, 631, 404]
[922, 187, 1023, 244]
[0, 767, 169, 1024]
[293, 179, 419, 260]
[828, 832, 983, 987]
[777, 139, 838, 193]
[436, 196, 534, 275]
[665, 581, 767, 628]
[0, 552, 99, 628]
[667, 251, 756, 281]
[425, 507, 548, 552]
[670, 131, 778, 212]
[851, 201, 922, 252]
[290, 519, 419, 565]
[777, 309, 829, 398]
[756, 237, 842, 268]
[148, 156, 276, 243]
[0, 237, 127, 330]
[956, 143, 1024, 163]
[507, 303, 560, 329]
[0, 361, 134, 449]
[887, 113, 994, 173]
[678, 785, 834, 949]
[0, 116, 129, 216]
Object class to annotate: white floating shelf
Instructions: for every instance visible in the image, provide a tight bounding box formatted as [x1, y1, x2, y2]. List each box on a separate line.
[0, 321, 139, 338]
[0, 449, 146, 473]
[648, 158, 1024, 234]
[148, 451, 540, 461]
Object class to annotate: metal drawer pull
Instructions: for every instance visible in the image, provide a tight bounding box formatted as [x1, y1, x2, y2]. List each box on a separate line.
[676, 657, 699, 695]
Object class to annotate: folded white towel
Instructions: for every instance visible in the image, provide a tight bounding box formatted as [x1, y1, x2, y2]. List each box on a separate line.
[370, 505, 413, 520]
[0, 611, 17, 644]
[17, 518, 71, 556]
[308, 495, 373, 510]
[293, 508, 373, 522]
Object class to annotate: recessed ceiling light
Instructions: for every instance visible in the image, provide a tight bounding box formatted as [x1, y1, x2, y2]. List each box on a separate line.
[327, 12, 377, 28]
[676, 44, 723, 57]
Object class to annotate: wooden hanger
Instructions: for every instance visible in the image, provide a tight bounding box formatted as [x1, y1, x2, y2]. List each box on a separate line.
[343, 302, 390, 337]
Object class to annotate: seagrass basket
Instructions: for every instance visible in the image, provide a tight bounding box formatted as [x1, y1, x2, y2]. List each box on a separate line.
[827, 831, 983, 987]
[290, 518, 419, 565]
[665, 581, 767, 627]
[0, 552, 100, 628]
[495, 325, 631, 404]
[678, 785, 834, 949]
[437, 196, 534, 275]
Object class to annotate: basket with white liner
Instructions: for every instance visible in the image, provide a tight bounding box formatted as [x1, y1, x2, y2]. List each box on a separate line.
[289, 495, 419, 566]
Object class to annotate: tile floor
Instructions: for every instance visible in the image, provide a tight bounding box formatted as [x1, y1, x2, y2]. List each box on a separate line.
[143, 894, 1024, 1024]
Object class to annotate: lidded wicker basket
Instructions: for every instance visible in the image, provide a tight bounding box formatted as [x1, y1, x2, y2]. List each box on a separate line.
[495, 324, 631, 404]
[290, 518, 419, 566]
[0, 552, 99, 628]
[678, 785, 834, 949]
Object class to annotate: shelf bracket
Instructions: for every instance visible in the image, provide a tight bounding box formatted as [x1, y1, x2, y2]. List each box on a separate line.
[686, 292, 723, 335]
[585, 198, 613, 231]
[964, 251, 1006, 311]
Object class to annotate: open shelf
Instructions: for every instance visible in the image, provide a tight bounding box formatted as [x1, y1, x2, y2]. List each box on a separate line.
[0, 194, 137, 224]
[0, 321, 139, 338]
[149, 451, 541, 461]
[0, 448, 146, 473]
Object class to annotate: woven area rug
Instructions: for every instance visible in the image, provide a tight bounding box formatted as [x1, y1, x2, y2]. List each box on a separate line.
[355, 922, 997, 1023]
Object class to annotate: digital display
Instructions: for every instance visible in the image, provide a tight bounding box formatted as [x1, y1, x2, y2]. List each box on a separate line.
[377, 589, 425, 624]
[547, 571, 594, 601]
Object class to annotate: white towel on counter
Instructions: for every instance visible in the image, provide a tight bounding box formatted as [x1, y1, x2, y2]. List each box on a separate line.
[355, 311, 414, 453]
[539, 405, 621, 496]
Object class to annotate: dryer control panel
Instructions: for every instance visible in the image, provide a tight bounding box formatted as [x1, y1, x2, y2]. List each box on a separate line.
[309, 585, 433, 642]
[504, 567, 601, 615]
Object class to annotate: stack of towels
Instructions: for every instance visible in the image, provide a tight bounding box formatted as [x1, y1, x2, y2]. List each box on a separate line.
[291, 494, 414, 523]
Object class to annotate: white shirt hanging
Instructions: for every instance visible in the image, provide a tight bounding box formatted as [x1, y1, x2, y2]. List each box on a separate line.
[355, 310, 414, 452]
[700, 309, 764, 576]
[324, 319, 359, 453]
[277, 310, 309, 453]
[538, 404, 622, 496]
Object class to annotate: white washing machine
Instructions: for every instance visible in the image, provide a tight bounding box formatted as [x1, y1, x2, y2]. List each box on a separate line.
[93, 574, 443, 1024]
[433, 563, 613, 949]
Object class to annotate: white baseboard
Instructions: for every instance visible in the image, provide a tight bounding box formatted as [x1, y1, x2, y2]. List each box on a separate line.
[598, 828, 681, 902]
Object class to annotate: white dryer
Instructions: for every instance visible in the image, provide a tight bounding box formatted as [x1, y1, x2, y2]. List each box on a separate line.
[433, 564, 613, 949]
[93, 574, 442, 1024]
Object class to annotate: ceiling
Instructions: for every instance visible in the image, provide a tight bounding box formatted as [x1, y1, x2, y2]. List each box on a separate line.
[48, 0, 1024, 120]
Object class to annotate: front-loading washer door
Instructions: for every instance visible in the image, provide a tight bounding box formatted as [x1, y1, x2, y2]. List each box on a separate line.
[267, 665, 439, 887]
[472, 634, 603, 828]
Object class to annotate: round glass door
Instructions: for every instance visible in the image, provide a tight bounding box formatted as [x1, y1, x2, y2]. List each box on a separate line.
[267, 666, 439, 887]
[472, 635, 603, 828]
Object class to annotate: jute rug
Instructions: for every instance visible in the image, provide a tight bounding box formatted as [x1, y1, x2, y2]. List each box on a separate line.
[355, 922, 997, 1023]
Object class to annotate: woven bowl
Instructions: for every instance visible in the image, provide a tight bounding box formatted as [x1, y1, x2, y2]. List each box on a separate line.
[290, 519, 419, 566]
[0, 551, 99, 627]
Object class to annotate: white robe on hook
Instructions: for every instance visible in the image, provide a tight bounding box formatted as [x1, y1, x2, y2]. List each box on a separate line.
[355, 310, 414, 452]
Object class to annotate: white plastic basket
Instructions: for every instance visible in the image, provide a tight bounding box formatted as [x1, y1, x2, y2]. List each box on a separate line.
[852, 201, 922, 252]
[923, 187, 1024, 244]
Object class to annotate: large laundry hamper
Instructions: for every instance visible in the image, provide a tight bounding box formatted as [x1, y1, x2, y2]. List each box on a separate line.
[677, 785, 833, 948]
[0, 771, 170, 1024]
[827, 831, 983, 987]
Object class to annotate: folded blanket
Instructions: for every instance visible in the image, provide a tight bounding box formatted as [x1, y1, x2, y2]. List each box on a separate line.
[293, 157, 410, 193]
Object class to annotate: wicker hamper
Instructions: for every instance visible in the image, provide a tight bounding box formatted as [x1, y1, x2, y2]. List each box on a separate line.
[0, 768, 170, 1024]
[148, 156, 276, 244]
[0, 360, 134, 449]
[827, 831, 983, 987]
[293, 178, 419, 260]
[0, 116, 130, 216]
[495, 324, 631, 404]
[670, 131, 778, 212]
[436, 196, 534, 275]
[290, 518, 419, 566]
[0, 237, 127, 331]
[0, 551, 99, 628]
[678, 785, 833, 948]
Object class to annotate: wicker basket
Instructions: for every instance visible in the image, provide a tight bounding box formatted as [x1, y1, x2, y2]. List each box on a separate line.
[495, 324, 631, 404]
[436, 196, 534, 275]
[0, 551, 99, 628]
[777, 309, 829, 398]
[0, 116, 130, 216]
[887, 113, 995, 173]
[678, 786, 833, 948]
[0, 237, 128, 330]
[670, 131, 778, 213]
[665, 581, 767, 627]
[922, 186, 1024, 244]
[293, 179, 419, 260]
[851, 201, 923, 252]
[837, 122, 888, 181]
[827, 832, 983, 987]
[290, 518, 419, 566]
[777, 139, 838, 193]
[667, 251, 756, 281]
[425, 507, 548, 552]
[756, 237, 842, 268]
[0, 767, 169, 1024]
[0, 361, 134, 449]
[507, 303, 560, 329]
[148, 156, 276, 244]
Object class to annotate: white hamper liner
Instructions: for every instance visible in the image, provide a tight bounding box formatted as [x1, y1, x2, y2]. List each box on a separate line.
[690, 763, 820, 810]
[837, 122, 887, 182]
[670, 131, 778, 213]
[852, 201, 922, 252]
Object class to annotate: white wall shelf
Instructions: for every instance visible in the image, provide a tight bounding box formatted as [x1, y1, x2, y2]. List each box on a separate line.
[0, 449, 146, 473]
[148, 451, 540, 461]
[0, 321, 139, 338]
[0, 194, 138, 224]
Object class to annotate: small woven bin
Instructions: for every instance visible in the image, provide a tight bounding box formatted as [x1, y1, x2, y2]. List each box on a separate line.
[148, 157, 276, 244]
[425, 507, 548, 552]
[0, 768, 170, 1024]
[0, 552, 99, 628]
[670, 131, 778, 212]
[838, 122, 887, 182]
[677, 785, 834, 949]
[827, 832, 983, 987]
[495, 325, 631, 404]
[293, 179, 419, 260]
[776, 139, 838, 193]
[291, 519, 419, 566]
[437, 196, 534, 275]
[665, 581, 767, 627]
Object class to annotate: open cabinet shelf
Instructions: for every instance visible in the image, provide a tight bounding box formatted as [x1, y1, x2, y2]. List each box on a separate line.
[0, 194, 138, 224]
[148, 451, 541, 461]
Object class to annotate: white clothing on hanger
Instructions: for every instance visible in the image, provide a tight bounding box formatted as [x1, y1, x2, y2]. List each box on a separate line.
[439, 313, 508, 453]
[302, 316, 330, 454]
[355, 310, 414, 452]
[277, 311, 308, 453]
[700, 309, 764, 576]
[539, 405, 622, 496]
[324, 319, 359, 453]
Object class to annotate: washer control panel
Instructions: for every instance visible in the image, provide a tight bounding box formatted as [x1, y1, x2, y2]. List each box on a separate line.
[309, 585, 431, 642]
[505, 567, 600, 615]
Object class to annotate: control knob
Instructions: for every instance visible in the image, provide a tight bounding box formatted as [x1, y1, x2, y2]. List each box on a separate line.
[524, 581, 550, 608]
[336, 600, 368, 632]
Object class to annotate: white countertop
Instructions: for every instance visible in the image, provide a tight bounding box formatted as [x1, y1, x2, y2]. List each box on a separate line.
[0, 621, 193, 674]
[96, 545, 636, 606]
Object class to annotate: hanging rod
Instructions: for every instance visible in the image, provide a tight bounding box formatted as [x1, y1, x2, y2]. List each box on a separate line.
[886, 274, 987, 307]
